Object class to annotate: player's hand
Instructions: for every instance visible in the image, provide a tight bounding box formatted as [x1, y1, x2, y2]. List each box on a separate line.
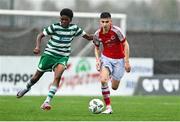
[33, 48, 40, 55]
[125, 61, 131, 73]
[96, 59, 101, 71]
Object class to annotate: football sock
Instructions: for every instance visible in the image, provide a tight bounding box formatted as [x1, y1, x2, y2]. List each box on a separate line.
[101, 83, 111, 107]
[26, 80, 36, 89]
[44, 85, 58, 103]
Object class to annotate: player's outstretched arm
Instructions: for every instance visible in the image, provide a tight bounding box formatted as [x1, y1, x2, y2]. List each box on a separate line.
[33, 32, 45, 55]
[82, 34, 93, 41]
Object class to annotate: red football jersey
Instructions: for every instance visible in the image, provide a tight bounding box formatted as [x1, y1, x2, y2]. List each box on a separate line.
[93, 25, 126, 59]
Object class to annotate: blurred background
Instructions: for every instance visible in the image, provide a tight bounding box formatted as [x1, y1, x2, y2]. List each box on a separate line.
[0, 0, 180, 96]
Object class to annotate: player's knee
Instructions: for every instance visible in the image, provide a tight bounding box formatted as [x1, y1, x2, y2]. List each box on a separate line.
[100, 78, 108, 84]
[112, 86, 118, 90]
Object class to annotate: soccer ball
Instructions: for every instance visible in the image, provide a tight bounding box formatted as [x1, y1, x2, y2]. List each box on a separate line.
[88, 99, 104, 114]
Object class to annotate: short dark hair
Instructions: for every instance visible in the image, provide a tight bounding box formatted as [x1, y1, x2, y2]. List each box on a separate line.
[60, 8, 73, 20]
[100, 12, 111, 18]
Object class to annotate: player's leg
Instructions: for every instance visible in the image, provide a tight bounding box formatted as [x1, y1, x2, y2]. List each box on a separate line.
[100, 67, 113, 114]
[102, 58, 125, 113]
[99, 55, 113, 114]
[111, 79, 120, 90]
[41, 64, 65, 110]
[17, 70, 44, 98]
[27, 70, 44, 89]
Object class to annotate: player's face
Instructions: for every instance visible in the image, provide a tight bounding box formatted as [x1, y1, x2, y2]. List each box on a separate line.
[100, 18, 112, 30]
[60, 15, 71, 28]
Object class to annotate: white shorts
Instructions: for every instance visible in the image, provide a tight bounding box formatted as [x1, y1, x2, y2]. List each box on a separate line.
[101, 54, 125, 81]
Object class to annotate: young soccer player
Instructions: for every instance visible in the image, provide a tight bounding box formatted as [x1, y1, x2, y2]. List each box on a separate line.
[93, 12, 131, 114]
[17, 8, 93, 110]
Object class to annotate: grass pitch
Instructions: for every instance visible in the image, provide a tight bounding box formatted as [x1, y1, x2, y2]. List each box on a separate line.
[0, 96, 179, 121]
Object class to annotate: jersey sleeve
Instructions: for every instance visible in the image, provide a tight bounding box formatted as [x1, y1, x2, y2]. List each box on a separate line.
[113, 26, 126, 42]
[93, 30, 100, 47]
[74, 26, 86, 37]
[43, 24, 55, 36]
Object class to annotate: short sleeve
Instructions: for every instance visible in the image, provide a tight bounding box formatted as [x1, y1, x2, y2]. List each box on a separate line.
[113, 26, 126, 42]
[43, 24, 55, 36]
[74, 26, 86, 37]
[93, 30, 101, 47]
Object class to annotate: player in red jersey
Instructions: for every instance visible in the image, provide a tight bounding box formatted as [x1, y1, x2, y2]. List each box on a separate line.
[93, 12, 131, 114]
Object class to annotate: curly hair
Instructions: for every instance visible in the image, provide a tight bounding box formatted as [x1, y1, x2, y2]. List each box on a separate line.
[60, 8, 73, 20]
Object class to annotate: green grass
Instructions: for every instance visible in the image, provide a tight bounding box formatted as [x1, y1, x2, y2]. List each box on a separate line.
[0, 96, 180, 121]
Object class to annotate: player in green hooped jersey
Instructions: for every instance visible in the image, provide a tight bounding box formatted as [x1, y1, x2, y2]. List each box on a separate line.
[17, 8, 93, 111]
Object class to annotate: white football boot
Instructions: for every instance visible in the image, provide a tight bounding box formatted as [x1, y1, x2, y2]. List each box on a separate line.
[16, 88, 30, 98]
[101, 105, 113, 114]
[41, 102, 52, 111]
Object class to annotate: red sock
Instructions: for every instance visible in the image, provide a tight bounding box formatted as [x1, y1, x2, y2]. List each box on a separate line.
[101, 84, 111, 106]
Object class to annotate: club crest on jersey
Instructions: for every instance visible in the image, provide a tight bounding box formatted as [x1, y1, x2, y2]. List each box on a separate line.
[111, 35, 116, 40]
[105, 36, 116, 43]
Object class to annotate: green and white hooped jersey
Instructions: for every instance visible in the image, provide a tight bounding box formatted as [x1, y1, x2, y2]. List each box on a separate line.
[43, 22, 86, 57]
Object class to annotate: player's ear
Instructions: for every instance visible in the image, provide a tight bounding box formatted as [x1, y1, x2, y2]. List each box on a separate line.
[109, 19, 112, 24]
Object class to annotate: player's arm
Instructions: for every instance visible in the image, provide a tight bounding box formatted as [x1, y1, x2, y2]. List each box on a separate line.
[34, 24, 54, 55]
[95, 45, 101, 61]
[33, 32, 45, 55]
[93, 31, 101, 71]
[75, 26, 93, 41]
[93, 35, 101, 71]
[82, 34, 93, 41]
[94, 45, 101, 71]
[124, 39, 131, 72]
